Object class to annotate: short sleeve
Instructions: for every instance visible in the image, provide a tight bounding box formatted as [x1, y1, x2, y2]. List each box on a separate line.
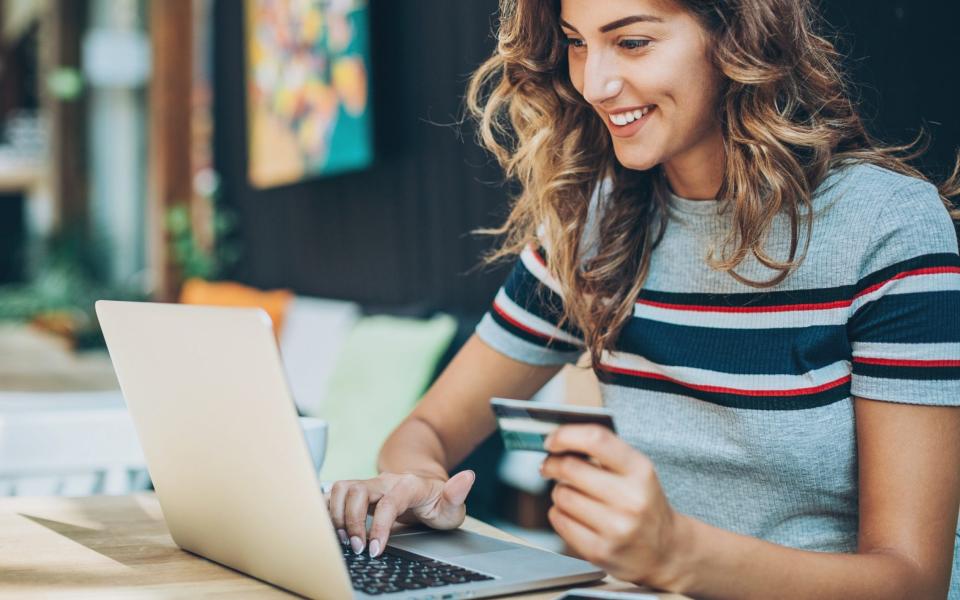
[475, 244, 585, 366]
[847, 179, 960, 405]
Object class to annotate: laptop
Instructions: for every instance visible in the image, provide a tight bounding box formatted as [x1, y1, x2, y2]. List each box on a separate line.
[95, 300, 605, 599]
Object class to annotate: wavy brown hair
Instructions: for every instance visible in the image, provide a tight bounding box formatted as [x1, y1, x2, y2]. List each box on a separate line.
[466, 0, 960, 368]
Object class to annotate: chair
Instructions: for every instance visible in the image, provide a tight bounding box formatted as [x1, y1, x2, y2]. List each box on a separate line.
[0, 390, 148, 496]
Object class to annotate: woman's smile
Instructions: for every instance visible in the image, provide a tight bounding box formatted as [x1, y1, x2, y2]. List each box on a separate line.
[605, 104, 657, 138]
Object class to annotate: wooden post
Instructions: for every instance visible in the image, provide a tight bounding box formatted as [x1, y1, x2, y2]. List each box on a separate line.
[148, 0, 193, 301]
[43, 1, 89, 236]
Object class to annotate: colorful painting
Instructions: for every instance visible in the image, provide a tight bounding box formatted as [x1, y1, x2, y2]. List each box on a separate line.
[244, 0, 372, 188]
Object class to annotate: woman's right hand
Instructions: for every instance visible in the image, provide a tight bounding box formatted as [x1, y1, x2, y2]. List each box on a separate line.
[327, 469, 476, 559]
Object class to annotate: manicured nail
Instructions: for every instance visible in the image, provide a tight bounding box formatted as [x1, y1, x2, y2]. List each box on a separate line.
[369, 539, 381, 558]
[337, 529, 348, 545]
[350, 536, 364, 555]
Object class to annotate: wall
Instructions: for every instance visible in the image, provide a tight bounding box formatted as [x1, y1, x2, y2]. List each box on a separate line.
[214, 0, 508, 313]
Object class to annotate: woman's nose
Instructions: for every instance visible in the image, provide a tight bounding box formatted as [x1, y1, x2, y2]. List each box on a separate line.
[581, 55, 623, 105]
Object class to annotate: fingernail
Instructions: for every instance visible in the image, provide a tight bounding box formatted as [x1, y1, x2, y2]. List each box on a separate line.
[337, 529, 348, 545]
[369, 539, 381, 558]
[350, 536, 364, 555]
[543, 433, 554, 449]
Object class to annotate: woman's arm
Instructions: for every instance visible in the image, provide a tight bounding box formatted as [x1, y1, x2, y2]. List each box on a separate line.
[378, 334, 562, 476]
[542, 397, 960, 599]
[329, 334, 561, 556]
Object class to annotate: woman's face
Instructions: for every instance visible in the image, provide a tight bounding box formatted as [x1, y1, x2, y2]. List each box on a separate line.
[560, 0, 724, 175]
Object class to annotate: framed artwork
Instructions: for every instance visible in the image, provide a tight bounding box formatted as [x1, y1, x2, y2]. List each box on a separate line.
[244, 0, 372, 188]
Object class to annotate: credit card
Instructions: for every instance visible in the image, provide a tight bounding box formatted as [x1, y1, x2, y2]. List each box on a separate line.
[491, 397, 616, 453]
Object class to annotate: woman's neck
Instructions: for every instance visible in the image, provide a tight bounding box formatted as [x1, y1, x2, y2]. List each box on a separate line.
[662, 130, 725, 200]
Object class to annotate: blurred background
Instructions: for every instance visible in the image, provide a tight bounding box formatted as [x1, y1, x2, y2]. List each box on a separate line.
[0, 0, 957, 549]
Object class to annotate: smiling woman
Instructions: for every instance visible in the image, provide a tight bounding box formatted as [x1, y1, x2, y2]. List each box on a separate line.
[328, 1, 960, 598]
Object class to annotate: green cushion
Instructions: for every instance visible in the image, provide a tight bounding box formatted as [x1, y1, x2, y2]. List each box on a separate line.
[318, 314, 457, 482]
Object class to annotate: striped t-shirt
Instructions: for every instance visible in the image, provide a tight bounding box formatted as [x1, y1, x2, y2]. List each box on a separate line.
[476, 162, 960, 590]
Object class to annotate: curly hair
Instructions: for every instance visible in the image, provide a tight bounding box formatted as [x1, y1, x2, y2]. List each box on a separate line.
[466, 0, 960, 368]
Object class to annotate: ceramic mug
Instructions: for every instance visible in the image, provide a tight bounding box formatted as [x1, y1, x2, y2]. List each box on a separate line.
[298, 416, 328, 474]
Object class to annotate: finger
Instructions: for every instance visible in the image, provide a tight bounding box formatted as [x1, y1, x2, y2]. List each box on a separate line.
[343, 484, 372, 553]
[551, 482, 618, 534]
[544, 424, 640, 475]
[328, 480, 353, 544]
[541, 453, 624, 502]
[548, 505, 605, 565]
[414, 470, 475, 528]
[368, 491, 412, 558]
[431, 470, 475, 526]
[438, 470, 474, 511]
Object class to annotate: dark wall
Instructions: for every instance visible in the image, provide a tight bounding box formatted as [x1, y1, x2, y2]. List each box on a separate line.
[214, 0, 508, 313]
[821, 1, 960, 181]
[213, 1, 960, 313]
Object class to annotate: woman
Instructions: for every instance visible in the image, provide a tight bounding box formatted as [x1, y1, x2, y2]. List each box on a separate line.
[329, 0, 960, 597]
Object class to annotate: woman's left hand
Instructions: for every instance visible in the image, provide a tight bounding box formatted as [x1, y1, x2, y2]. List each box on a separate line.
[540, 424, 690, 589]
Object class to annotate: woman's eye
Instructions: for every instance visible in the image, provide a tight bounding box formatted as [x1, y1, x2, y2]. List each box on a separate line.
[563, 37, 586, 49]
[619, 39, 651, 51]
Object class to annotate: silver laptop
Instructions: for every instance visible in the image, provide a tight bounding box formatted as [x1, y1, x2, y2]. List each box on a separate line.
[95, 300, 604, 599]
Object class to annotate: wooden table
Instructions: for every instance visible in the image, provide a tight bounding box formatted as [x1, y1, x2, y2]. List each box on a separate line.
[0, 494, 689, 599]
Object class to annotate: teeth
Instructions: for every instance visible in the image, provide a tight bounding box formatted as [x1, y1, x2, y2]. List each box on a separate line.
[610, 106, 653, 126]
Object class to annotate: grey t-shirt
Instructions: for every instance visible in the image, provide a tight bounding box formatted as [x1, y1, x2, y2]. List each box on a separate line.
[477, 162, 960, 594]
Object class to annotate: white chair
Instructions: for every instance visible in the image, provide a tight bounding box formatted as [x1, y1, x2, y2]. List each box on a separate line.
[279, 296, 361, 416]
[0, 389, 329, 497]
[0, 390, 148, 496]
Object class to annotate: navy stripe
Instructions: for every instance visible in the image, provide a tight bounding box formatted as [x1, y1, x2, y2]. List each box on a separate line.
[597, 369, 851, 410]
[532, 246, 548, 265]
[489, 308, 581, 353]
[502, 259, 583, 338]
[855, 252, 960, 294]
[633, 252, 960, 308]
[853, 362, 960, 381]
[849, 291, 960, 343]
[617, 318, 850, 375]
[638, 286, 854, 308]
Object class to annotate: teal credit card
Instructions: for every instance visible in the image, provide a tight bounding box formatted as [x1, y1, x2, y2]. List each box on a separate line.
[491, 397, 616, 453]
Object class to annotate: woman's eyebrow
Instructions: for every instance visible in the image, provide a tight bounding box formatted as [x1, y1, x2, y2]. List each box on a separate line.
[560, 15, 664, 34]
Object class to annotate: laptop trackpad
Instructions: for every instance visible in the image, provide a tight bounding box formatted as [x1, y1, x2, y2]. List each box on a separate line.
[388, 529, 517, 558]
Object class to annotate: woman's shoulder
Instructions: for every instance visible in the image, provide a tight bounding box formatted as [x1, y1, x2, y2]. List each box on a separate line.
[817, 162, 955, 240]
[817, 161, 944, 216]
[816, 161, 959, 276]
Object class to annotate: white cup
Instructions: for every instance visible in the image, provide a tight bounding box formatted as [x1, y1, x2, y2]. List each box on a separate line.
[298, 416, 328, 474]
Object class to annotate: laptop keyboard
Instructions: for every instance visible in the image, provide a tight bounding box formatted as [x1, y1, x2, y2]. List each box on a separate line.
[341, 542, 494, 596]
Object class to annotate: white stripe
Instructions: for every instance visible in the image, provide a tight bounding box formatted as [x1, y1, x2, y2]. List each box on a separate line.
[495, 288, 582, 345]
[601, 351, 851, 392]
[519, 245, 563, 296]
[633, 302, 848, 329]
[497, 417, 560, 435]
[852, 342, 960, 361]
[851, 272, 960, 312]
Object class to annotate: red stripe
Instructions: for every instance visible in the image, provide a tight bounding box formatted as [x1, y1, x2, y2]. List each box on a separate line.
[598, 364, 851, 397]
[492, 300, 553, 342]
[854, 357, 960, 368]
[636, 299, 851, 313]
[527, 244, 547, 267]
[854, 266, 960, 299]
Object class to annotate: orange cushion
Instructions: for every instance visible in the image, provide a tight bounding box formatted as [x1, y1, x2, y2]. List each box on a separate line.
[179, 278, 294, 337]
